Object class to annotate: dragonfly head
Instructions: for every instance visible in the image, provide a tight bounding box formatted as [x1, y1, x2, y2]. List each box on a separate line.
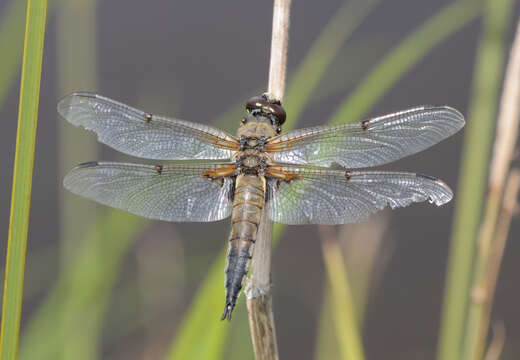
[245, 94, 286, 133]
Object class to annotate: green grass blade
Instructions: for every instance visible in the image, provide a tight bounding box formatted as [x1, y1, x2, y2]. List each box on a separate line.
[329, 0, 481, 125]
[314, 288, 342, 360]
[437, 1, 515, 359]
[322, 238, 365, 360]
[0, 1, 48, 359]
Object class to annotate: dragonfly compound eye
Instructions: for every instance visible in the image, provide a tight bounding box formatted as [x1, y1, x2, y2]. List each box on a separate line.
[245, 96, 268, 113]
[269, 103, 286, 125]
[245, 95, 286, 125]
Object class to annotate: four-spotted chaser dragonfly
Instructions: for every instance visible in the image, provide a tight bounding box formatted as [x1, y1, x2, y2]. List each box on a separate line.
[59, 92, 465, 320]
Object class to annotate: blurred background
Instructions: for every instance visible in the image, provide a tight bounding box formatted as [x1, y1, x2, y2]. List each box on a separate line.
[1, 0, 520, 359]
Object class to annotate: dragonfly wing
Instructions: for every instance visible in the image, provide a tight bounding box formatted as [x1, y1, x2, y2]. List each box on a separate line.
[266, 165, 453, 225]
[58, 92, 239, 160]
[63, 161, 236, 222]
[265, 106, 465, 168]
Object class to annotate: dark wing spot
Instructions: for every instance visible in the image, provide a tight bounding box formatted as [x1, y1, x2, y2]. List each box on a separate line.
[74, 92, 97, 99]
[329, 162, 345, 170]
[77, 161, 99, 168]
[145, 113, 153, 123]
[361, 119, 370, 131]
[154, 165, 163, 174]
[345, 171, 352, 181]
[416, 173, 438, 181]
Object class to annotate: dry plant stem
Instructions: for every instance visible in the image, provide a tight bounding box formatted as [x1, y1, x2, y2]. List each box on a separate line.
[267, 0, 291, 102]
[483, 321, 506, 360]
[478, 170, 520, 355]
[246, 211, 278, 360]
[246, 1, 290, 359]
[464, 19, 520, 360]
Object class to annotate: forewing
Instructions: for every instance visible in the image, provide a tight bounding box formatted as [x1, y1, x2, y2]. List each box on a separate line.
[63, 161, 235, 222]
[58, 92, 238, 160]
[265, 106, 465, 168]
[266, 165, 453, 225]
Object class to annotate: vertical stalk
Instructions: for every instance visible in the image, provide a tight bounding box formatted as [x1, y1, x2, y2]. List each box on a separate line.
[463, 19, 520, 360]
[0, 1, 48, 358]
[481, 170, 520, 359]
[266, 0, 291, 102]
[437, 1, 514, 358]
[246, 1, 291, 359]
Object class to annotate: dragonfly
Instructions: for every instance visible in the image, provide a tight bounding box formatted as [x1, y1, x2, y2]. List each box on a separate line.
[59, 92, 465, 321]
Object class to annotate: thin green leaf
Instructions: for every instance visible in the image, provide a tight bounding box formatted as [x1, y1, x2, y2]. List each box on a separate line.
[437, 1, 515, 359]
[0, 1, 48, 359]
[314, 288, 342, 360]
[322, 238, 365, 360]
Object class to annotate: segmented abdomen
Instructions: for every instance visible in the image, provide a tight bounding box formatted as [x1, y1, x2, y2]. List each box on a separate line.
[222, 174, 265, 320]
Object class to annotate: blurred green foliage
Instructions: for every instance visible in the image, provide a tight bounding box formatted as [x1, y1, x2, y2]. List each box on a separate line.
[0, 0, 58, 109]
[19, 210, 147, 360]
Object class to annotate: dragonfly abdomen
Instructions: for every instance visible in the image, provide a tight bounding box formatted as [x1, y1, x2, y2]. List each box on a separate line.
[222, 174, 266, 321]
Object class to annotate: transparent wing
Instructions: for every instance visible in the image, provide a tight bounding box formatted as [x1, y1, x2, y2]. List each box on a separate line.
[63, 161, 236, 222]
[266, 165, 453, 225]
[58, 92, 239, 160]
[265, 106, 465, 168]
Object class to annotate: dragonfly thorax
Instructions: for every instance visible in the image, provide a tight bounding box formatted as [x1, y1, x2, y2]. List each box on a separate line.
[237, 114, 278, 138]
[234, 152, 268, 175]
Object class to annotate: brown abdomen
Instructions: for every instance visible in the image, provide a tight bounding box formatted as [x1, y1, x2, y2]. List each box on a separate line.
[222, 174, 265, 320]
